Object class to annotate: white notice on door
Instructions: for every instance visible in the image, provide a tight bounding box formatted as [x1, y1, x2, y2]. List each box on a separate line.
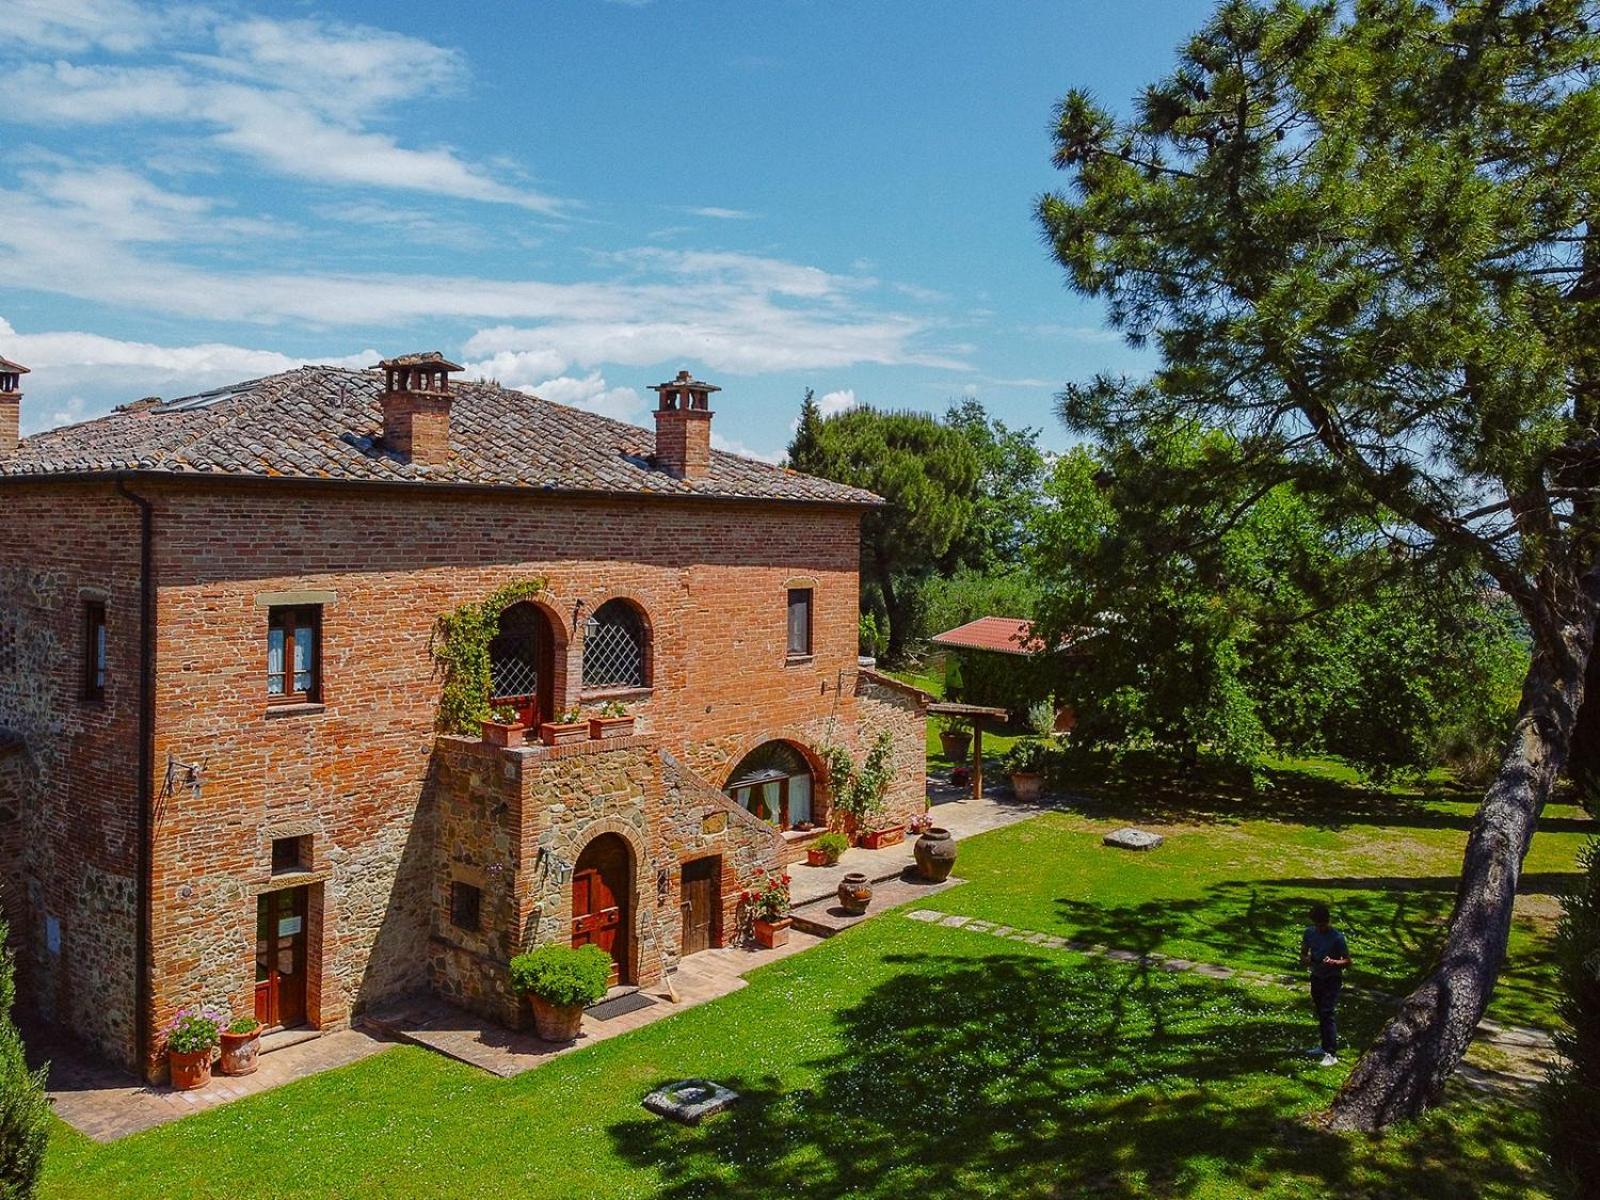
[278, 915, 303, 937]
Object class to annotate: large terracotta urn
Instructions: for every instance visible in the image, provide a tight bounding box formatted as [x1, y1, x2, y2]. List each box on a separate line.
[168, 1047, 212, 1091]
[913, 827, 958, 882]
[218, 1027, 260, 1076]
[837, 872, 873, 915]
[530, 995, 585, 1042]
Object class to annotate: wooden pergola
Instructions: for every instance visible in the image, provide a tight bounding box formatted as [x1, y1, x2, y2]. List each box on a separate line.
[927, 701, 1008, 801]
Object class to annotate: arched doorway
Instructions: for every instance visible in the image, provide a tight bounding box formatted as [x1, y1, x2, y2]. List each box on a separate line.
[571, 833, 631, 987]
[489, 601, 557, 728]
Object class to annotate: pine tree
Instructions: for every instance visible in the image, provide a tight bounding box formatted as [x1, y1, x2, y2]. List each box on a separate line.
[785, 389, 824, 473]
[0, 920, 48, 1200]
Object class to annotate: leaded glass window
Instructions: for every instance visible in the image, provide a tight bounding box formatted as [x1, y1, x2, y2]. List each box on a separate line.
[583, 599, 647, 689]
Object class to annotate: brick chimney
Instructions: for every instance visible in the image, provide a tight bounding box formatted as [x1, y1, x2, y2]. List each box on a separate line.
[376, 352, 462, 465]
[0, 356, 28, 458]
[651, 370, 719, 480]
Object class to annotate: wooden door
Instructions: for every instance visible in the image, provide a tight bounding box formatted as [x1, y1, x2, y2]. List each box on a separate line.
[571, 835, 629, 986]
[680, 858, 719, 957]
[254, 887, 308, 1029]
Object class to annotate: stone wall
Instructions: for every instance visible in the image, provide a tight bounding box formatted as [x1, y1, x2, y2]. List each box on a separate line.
[0, 486, 143, 1070]
[427, 733, 782, 1028]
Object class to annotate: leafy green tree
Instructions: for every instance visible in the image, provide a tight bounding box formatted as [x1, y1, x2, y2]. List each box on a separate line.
[1543, 840, 1600, 1196]
[1038, 0, 1597, 1125]
[785, 404, 979, 662]
[942, 398, 1048, 570]
[0, 920, 48, 1200]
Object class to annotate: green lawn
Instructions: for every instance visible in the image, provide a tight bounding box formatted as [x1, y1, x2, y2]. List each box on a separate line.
[37, 764, 1578, 1199]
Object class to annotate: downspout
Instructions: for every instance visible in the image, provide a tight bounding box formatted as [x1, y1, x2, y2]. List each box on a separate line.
[116, 481, 154, 1076]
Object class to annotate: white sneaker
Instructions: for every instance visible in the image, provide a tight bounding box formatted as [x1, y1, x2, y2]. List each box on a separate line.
[1318, 1053, 1338, 1067]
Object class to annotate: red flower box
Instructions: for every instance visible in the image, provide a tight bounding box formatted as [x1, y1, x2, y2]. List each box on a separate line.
[858, 825, 905, 850]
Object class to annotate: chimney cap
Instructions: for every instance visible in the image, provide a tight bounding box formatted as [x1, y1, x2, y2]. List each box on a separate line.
[652, 369, 719, 395]
[0, 356, 29, 376]
[373, 351, 464, 372]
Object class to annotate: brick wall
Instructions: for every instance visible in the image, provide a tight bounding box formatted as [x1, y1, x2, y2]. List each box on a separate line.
[1, 476, 924, 1077]
[0, 484, 144, 1069]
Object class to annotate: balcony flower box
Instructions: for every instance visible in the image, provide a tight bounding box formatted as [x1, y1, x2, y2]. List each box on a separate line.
[588, 715, 635, 740]
[858, 824, 905, 850]
[539, 720, 589, 747]
[481, 720, 526, 749]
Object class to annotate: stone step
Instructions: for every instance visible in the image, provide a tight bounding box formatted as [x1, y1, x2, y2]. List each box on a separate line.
[259, 1027, 321, 1056]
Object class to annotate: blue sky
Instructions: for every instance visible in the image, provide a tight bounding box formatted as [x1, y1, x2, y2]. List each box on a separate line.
[0, 0, 1212, 459]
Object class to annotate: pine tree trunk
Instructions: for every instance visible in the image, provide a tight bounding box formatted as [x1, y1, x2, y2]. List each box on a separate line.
[1324, 603, 1595, 1130]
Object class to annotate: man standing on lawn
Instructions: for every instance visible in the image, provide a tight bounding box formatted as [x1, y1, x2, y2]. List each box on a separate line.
[1299, 902, 1352, 1067]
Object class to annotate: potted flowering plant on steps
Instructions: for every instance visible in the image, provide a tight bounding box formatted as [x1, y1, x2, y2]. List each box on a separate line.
[165, 1004, 224, 1090]
[481, 704, 526, 749]
[219, 1015, 262, 1076]
[539, 706, 589, 747]
[588, 699, 636, 740]
[509, 943, 612, 1042]
[745, 868, 792, 947]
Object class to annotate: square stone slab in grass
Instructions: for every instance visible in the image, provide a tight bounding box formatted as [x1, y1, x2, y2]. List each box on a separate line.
[1104, 827, 1165, 851]
[643, 1079, 740, 1125]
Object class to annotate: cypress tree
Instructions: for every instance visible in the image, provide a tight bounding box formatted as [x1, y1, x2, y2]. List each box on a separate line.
[0, 919, 48, 1200]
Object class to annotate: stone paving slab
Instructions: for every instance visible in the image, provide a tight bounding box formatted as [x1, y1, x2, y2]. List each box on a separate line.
[25, 1025, 391, 1143]
[790, 871, 963, 937]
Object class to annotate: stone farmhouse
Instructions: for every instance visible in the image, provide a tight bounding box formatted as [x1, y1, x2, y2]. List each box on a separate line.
[0, 353, 928, 1080]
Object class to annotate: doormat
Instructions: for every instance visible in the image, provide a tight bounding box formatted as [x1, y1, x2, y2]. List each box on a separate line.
[587, 992, 659, 1022]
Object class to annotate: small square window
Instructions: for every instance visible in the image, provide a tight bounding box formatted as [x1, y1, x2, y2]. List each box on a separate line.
[82, 600, 107, 701]
[268, 605, 321, 704]
[787, 588, 813, 657]
[450, 881, 482, 932]
[271, 835, 311, 874]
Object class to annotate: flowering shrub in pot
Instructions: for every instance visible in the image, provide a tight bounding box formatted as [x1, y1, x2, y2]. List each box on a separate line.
[165, 1005, 224, 1090]
[588, 699, 636, 740]
[539, 706, 590, 747]
[481, 704, 526, 749]
[744, 868, 792, 947]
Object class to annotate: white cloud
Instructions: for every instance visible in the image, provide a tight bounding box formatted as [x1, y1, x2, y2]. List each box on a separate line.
[2, 11, 561, 212]
[0, 317, 375, 433]
[711, 431, 781, 464]
[0, 0, 163, 53]
[818, 388, 857, 416]
[511, 372, 646, 422]
[686, 207, 757, 220]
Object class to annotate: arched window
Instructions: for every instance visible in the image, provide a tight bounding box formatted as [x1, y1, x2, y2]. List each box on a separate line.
[583, 599, 648, 689]
[488, 601, 555, 724]
[724, 741, 814, 830]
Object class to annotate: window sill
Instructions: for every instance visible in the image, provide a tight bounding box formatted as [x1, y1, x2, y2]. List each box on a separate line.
[266, 702, 326, 719]
[784, 655, 815, 666]
[579, 685, 654, 703]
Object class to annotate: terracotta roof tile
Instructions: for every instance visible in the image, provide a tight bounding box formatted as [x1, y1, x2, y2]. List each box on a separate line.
[931, 616, 1100, 657]
[0, 366, 880, 507]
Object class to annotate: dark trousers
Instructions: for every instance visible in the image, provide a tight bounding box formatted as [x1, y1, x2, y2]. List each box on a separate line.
[1311, 975, 1342, 1054]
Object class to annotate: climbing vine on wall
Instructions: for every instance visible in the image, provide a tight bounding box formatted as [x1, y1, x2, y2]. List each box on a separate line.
[431, 578, 549, 733]
[821, 730, 897, 825]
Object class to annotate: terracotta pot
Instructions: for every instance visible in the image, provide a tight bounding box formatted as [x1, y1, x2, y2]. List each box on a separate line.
[218, 1029, 260, 1076]
[913, 827, 958, 882]
[168, 1046, 213, 1091]
[588, 715, 636, 740]
[806, 847, 830, 867]
[753, 916, 791, 948]
[939, 730, 972, 761]
[1010, 772, 1045, 802]
[859, 825, 904, 850]
[837, 872, 873, 915]
[481, 720, 525, 749]
[539, 721, 589, 747]
[530, 995, 585, 1042]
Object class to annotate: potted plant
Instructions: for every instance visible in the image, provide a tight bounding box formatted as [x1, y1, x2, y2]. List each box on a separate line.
[165, 1004, 223, 1090]
[539, 706, 589, 747]
[937, 716, 972, 762]
[908, 811, 934, 836]
[807, 830, 849, 867]
[219, 1015, 262, 1076]
[509, 943, 612, 1042]
[588, 699, 636, 740]
[859, 824, 905, 850]
[744, 868, 792, 947]
[481, 703, 526, 749]
[1003, 737, 1051, 802]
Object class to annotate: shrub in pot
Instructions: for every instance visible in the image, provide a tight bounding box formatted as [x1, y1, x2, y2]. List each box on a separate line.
[807, 831, 849, 867]
[937, 716, 972, 762]
[165, 1005, 224, 1090]
[219, 1015, 262, 1076]
[1003, 737, 1051, 802]
[588, 699, 636, 740]
[744, 867, 792, 948]
[481, 704, 526, 749]
[539, 706, 590, 747]
[509, 943, 612, 1041]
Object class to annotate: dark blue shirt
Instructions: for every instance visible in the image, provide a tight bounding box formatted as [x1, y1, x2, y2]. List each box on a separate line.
[1302, 926, 1349, 980]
